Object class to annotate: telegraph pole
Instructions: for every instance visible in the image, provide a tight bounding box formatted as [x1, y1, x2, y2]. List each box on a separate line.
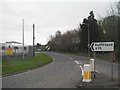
[88, 24, 90, 57]
[33, 24, 35, 57]
[22, 19, 24, 59]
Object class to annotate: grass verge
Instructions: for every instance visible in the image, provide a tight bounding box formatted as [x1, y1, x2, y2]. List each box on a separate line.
[2, 53, 53, 76]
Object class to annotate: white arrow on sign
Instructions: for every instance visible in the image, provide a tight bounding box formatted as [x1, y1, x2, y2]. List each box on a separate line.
[90, 42, 114, 51]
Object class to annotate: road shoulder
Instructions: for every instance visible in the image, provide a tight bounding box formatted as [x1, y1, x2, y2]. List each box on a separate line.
[76, 72, 119, 88]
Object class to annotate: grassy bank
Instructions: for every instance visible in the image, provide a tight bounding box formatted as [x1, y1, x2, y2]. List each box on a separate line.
[2, 53, 53, 76]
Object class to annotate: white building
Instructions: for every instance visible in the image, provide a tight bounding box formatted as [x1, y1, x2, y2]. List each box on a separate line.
[1, 41, 30, 56]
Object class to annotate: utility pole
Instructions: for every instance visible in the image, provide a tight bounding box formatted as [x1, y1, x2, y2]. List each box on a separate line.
[22, 19, 24, 59]
[33, 24, 35, 57]
[88, 24, 90, 57]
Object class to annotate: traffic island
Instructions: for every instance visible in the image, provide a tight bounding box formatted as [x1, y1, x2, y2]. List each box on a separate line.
[76, 72, 118, 88]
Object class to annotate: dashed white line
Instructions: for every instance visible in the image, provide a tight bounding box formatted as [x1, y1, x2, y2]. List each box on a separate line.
[68, 57, 72, 60]
[74, 60, 82, 65]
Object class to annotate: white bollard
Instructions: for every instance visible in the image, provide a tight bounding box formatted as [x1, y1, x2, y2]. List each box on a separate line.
[82, 64, 91, 82]
[90, 59, 94, 72]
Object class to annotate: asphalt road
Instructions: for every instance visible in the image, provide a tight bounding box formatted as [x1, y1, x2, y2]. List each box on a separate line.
[2, 51, 118, 88]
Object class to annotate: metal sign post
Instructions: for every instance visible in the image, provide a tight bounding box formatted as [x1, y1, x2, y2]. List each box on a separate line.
[90, 42, 114, 80]
[111, 52, 114, 81]
[93, 51, 96, 78]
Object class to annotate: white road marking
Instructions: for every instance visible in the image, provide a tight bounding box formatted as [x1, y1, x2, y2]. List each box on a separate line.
[68, 57, 72, 60]
[80, 65, 84, 76]
[74, 60, 83, 76]
[74, 60, 82, 65]
[93, 70, 100, 73]
[74, 60, 100, 76]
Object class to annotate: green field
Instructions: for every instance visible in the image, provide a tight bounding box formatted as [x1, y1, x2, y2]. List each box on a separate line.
[2, 53, 53, 76]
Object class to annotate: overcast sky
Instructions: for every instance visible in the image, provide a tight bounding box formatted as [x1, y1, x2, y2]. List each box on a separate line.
[1, 0, 118, 45]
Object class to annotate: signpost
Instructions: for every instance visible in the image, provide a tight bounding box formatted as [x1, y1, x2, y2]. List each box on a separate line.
[90, 42, 114, 80]
[90, 42, 114, 52]
[5, 48, 13, 56]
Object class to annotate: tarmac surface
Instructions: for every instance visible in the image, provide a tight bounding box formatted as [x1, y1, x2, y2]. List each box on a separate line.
[2, 51, 119, 88]
[2, 52, 81, 88]
[76, 72, 119, 88]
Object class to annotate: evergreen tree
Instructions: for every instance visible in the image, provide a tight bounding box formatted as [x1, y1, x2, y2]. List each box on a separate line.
[79, 11, 101, 52]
